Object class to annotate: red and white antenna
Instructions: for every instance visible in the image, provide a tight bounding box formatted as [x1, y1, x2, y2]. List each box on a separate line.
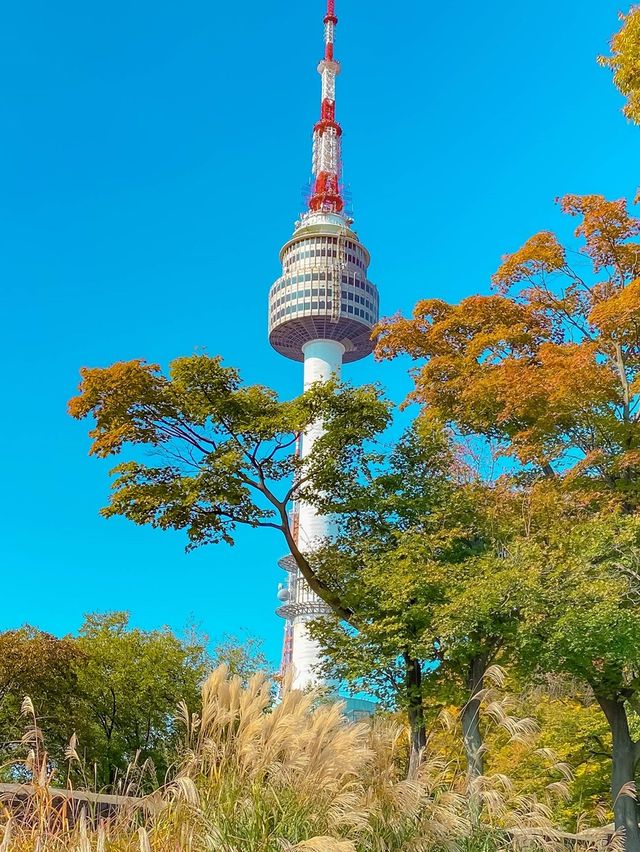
[309, 0, 344, 214]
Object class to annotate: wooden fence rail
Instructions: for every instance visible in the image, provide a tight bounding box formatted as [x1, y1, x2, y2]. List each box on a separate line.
[0, 783, 159, 823]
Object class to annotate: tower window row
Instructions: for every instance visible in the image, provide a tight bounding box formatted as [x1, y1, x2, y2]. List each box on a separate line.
[269, 302, 376, 326]
[284, 250, 366, 271]
[271, 288, 376, 313]
[282, 236, 367, 270]
[284, 235, 363, 250]
[286, 248, 342, 264]
[271, 273, 377, 299]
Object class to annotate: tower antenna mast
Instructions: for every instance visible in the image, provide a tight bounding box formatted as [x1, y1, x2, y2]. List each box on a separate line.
[310, 0, 344, 214]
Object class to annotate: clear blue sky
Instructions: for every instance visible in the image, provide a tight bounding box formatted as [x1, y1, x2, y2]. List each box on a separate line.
[0, 0, 635, 664]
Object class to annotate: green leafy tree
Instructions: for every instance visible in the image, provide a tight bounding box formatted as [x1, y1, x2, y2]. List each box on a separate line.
[509, 506, 640, 846]
[68, 356, 390, 624]
[212, 634, 271, 685]
[600, 7, 640, 124]
[73, 612, 207, 788]
[494, 678, 616, 828]
[309, 422, 523, 780]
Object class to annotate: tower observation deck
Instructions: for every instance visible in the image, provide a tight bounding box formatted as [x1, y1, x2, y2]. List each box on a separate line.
[269, 0, 379, 691]
[268, 212, 379, 363]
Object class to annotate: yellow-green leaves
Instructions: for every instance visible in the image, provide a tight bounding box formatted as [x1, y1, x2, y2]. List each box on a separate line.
[600, 7, 640, 124]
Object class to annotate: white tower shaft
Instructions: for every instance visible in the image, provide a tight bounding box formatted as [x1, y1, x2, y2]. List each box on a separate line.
[289, 339, 345, 690]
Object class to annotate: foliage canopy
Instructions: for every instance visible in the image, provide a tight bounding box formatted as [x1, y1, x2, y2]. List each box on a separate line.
[600, 7, 640, 124]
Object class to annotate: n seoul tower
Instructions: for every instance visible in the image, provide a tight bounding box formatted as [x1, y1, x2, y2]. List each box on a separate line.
[268, 0, 380, 690]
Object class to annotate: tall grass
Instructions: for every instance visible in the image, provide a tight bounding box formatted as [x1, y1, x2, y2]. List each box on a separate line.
[0, 667, 622, 851]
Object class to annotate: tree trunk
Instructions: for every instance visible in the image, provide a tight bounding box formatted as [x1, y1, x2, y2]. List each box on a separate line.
[403, 653, 426, 779]
[596, 694, 640, 852]
[460, 655, 486, 783]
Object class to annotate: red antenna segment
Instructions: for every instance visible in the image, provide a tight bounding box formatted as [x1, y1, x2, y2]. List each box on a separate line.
[309, 0, 344, 214]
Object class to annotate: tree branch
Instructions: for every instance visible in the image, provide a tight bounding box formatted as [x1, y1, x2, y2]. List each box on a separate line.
[275, 501, 355, 623]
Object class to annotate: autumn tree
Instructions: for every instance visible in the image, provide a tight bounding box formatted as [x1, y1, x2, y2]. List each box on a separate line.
[375, 192, 640, 849]
[0, 628, 81, 777]
[600, 6, 640, 125]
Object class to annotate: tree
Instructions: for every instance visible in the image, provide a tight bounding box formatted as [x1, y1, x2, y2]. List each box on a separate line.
[68, 356, 390, 625]
[308, 421, 523, 780]
[212, 634, 271, 685]
[73, 612, 207, 788]
[510, 501, 640, 844]
[377, 196, 640, 486]
[375, 191, 640, 849]
[600, 7, 640, 125]
[0, 618, 207, 790]
[0, 627, 81, 778]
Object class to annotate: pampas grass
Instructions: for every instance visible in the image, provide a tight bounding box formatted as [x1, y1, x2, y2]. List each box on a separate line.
[0, 667, 621, 852]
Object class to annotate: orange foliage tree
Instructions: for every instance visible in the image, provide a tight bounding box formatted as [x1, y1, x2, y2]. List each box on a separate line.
[377, 194, 640, 490]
